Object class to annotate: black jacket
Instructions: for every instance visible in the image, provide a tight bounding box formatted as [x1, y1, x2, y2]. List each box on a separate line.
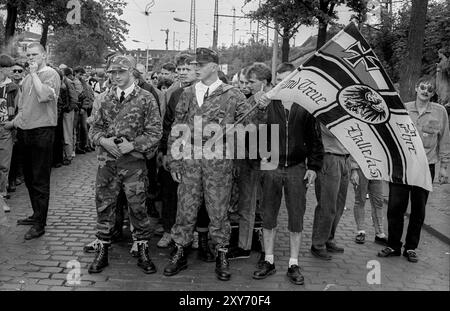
[159, 86, 183, 155]
[264, 100, 324, 171]
[137, 79, 162, 117]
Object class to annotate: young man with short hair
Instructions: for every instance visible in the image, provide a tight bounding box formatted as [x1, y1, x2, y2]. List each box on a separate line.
[228, 63, 273, 261]
[164, 48, 263, 281]
[157, 53, 198, 249]
[238, 67, 252, 99]
[4, 43, 61, 240]
[252, 64, 324, 285]
[378, 76, 450, 262]
[87, 55, 162, 274]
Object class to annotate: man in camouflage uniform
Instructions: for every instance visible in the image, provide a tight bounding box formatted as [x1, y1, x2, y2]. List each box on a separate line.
[163, 48, 265, 281]
[88, 55, 162, 274]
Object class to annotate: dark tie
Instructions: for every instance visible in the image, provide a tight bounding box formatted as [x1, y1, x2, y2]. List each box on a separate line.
[119, 91, 125, 103]
[204, 88, 209, 101]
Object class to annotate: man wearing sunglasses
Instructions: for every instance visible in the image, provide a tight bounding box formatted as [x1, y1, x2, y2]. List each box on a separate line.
[378, 76, 450, 263]
[10, 63, 25, 85]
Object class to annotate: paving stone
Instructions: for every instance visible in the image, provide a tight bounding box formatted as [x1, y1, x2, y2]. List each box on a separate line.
[1, 153, 448, 291]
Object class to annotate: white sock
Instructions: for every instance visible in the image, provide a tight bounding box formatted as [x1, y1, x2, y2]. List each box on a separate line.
[358, 230, 365, 235]
[265, 254, 274, 264]
[376, 233, 386, 238]
[288, 258, 298, 267]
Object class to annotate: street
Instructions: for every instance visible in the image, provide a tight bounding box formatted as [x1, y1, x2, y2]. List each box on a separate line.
[0, 152, 449, 291]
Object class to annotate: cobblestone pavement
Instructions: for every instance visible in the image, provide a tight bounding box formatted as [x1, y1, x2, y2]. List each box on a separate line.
[0, 153, 449, 291]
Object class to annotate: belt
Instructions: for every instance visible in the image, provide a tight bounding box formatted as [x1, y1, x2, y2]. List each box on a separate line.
[325, 152, 350, 158]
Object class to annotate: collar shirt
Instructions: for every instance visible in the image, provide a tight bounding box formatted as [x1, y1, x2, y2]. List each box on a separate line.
[405, 101, 450, 164]
[195, 78, 222, 107]
[116, 83, 135, 101]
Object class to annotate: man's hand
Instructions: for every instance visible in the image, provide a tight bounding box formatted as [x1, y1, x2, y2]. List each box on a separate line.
[438, 166, 448, 184]
[3, 121, 14, 130]
[350, 169, 359, 186]
[29, 62, 38, 74]
[116, 137, 134, 155]
[100, 137, 122, 158]
[171, 171, 182, 183]
[304, 169, 317, 188]
[257, 93, 271, 108]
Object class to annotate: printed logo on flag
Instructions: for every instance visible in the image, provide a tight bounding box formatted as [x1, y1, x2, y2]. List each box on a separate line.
[266, 22, 433, 191]
[338, 85, 390, 124]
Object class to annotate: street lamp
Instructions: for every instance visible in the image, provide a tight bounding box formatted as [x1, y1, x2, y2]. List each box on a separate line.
[173, 17, 198, 51]
[132, 39, 153, 73]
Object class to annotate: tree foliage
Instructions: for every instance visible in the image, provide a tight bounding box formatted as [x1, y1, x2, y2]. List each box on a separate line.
[52, 0, 129, 67]
[218, 40, 274, 77]
[361, 0, 449, 87]
[244, 0, 315, 62]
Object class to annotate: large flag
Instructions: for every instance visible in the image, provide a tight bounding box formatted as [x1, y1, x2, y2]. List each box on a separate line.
[266, 23, 432, 191]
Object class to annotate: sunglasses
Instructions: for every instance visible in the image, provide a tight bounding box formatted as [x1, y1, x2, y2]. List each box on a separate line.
[419, 84, 434, 93]
[12, 69, 23, 73]
[26, 53, 40, 57]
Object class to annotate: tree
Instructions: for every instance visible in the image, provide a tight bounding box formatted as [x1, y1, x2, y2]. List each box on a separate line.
[244, 0, 315, 62]
[52, 0, 129, 66]
[315, 0, 367, 50]
[0, 0, 28, 47]
[218, 40, 273, 77]
[399, 0, 429, 101]
[17, 0, 70, 48]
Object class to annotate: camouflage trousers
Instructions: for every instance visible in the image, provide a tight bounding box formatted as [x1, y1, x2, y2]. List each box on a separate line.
[95, 154, 152, 241]
[171, 158, 233, 249]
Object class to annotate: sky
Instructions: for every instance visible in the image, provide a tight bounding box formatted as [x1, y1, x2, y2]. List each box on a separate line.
[11, 0, 384, 52]
[122, 0, 354, 51]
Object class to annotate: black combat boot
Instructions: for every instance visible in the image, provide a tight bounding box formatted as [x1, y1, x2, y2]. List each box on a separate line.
[215, 247, 231, 281]
[197, 232, 215, 262]
[88, 240, 110, 274]
[136, 240, 157, 274]
[164, 245, 188, 276]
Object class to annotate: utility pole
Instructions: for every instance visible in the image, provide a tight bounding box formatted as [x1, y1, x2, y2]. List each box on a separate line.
[271, 23, 278, 83]
[213, 0, 218, 50]
[161, 28, 169, 51]
[189, 0, 196, 52]
[232, 7, 236, 46]
[173, 32, 176, 50]
[266, 17, 269, 46]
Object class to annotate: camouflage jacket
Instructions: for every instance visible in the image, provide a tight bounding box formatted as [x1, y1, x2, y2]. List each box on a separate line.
[89, 84, 162, 160]
[167, 81, 266, 172]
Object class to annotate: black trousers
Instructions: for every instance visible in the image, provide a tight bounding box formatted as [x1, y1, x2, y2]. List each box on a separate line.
[160, 168, 178, 232]
[387, 165, 433, 251]
[8, 132, 24, 186]
[52, 114, 64, 165]
[19, 127, 55, 228]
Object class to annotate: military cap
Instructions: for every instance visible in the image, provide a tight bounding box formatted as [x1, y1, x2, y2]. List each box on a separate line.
[107, 55, 136, 72]
[191, 47, 219, 65]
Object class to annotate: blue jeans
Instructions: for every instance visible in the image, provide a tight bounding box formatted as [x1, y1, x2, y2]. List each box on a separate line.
[353, 169, 387, 235]
[312, 154, 350, 249]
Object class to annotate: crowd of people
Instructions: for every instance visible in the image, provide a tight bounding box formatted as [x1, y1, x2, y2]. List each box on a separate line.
[0, 42, 449, 285]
